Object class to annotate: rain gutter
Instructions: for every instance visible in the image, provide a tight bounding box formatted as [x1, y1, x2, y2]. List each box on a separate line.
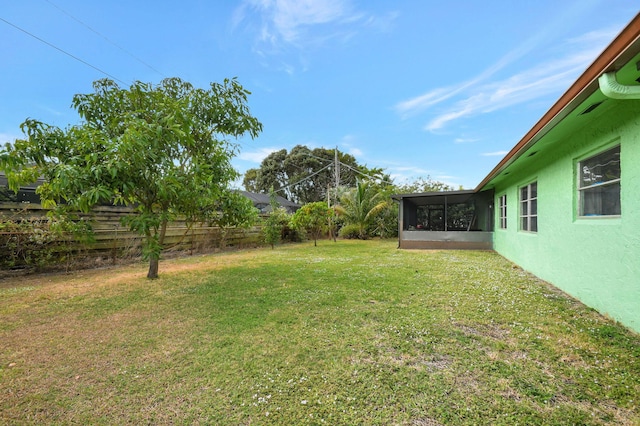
[475, 13, 640, 191]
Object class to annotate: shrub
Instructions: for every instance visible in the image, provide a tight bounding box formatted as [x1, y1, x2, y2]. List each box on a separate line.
[281, 222, 303, 243]
[261, 207, 290, 248]
[339, 223, 365, 240]
[0, 215, 93, 270]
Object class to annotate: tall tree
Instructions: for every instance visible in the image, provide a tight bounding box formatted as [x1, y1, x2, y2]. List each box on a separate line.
[246, 145, 363, 204]
[0, 77, 262, 279]
[256, 149, 288, 197]
[242, 168, 259, 192]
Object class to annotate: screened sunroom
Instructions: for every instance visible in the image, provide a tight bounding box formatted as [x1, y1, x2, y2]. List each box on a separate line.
[393, 189, 494, 250]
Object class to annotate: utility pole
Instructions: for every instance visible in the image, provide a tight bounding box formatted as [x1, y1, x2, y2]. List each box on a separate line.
[328, 146, 340, 243]
[334, 146, 340, 188]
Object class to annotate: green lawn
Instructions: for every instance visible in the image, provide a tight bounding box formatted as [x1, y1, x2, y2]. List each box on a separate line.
[1, 240, 639, 425]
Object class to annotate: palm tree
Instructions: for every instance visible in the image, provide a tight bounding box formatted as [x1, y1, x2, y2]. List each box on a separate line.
[334, 180, 389, 239]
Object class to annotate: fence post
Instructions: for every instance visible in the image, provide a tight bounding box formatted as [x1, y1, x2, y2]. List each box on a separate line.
[112, 224, 118, 265]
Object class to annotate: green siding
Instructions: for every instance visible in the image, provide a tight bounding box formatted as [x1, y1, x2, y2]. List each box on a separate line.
[492, 100, 640, 332]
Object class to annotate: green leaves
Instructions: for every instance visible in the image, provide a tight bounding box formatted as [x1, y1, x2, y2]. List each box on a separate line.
[1, 76, 262, 278]
[335, 180, 389, 239]
[291, 201, 331, 246]
[247, 146, 364, 204]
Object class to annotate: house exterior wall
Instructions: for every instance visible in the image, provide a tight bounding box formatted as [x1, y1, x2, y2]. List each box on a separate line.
[492, 100, 640, 332]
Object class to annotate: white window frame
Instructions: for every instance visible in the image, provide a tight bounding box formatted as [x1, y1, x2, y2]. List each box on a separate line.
[577, 145, 621, 218]
[520, 182, 537, 232]
[498, 194, 507, 229]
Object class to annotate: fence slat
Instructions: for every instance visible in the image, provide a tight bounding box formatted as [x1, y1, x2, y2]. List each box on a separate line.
[1, 202, 264, 271]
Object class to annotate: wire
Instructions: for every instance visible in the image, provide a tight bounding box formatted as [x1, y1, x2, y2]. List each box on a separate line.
[303, 151, 333, 165]
[286, 148, 384, 185]
[338, 161, 395, 186]
[273, 163, 333, 194]
[300, 148, 394, 185]
[237, 145, 393, 192]
[0, 16, 128, 85]
[44, 0, 166, 79]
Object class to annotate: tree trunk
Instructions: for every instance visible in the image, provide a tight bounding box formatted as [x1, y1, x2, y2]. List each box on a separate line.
[147, 256, 159, 279]
[146, 219, 168, 279]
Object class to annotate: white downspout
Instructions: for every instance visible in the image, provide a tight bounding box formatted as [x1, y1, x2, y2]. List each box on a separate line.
[598, 72, 640, 99]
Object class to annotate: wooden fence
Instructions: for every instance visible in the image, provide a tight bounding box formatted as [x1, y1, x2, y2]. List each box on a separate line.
[0, 202, 263, 272]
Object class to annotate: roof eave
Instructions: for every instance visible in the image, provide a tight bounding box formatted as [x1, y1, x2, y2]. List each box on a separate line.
[391, 189, 476, 200]
[475, 12, 640, 192]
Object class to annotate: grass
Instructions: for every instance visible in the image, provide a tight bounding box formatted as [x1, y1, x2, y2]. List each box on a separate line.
[1, 239, 639, 425]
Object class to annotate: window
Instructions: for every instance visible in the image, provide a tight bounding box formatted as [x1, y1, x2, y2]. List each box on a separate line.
[578, 145, 620, 217]
[520, 182, 537, 232]
[498, 194, 507, 229]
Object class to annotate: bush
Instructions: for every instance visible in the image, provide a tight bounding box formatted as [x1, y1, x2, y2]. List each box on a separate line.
[372, 203, 398, 238]
[281, 222, 303, 243]
[339, 224, 365, 240]
[261, 190, 302, 247]
[0, 215, 93, 270]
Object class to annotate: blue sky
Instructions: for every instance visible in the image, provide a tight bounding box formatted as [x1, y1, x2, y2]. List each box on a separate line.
[1, 1, 638, 189]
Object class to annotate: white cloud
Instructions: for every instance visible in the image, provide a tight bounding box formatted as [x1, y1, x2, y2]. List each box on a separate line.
[236, 0, 359, 46]
[397, 20, 619, 131]
[481, 151, 509, 157]
[348, 147, 363, 157]
[395, 86, 462, 118]
[234, 0, 396, 71]
[565, 26, 621, 47]
[272, 0, 350, 43]
[454, 137, 478, 144]
[339, 134, 363, 158]
[389, 165, 431, 174]
[425, 102, 477, 132]
[363, 10, 399, 32]
[238, 147, 280, 163]
[394, 23, 543, 118]
[421, 30, 613, 131]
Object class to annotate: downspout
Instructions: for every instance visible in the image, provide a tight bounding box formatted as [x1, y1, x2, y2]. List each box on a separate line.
[598, 72, 640, 99]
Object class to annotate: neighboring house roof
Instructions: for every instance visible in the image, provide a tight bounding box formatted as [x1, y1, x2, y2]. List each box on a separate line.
[239, 191, 300, 211]
[477, 13, 640, 191]
[0, 172, 44, 203]
[0, 174, 301, 211]
[0, 172, 45, 190]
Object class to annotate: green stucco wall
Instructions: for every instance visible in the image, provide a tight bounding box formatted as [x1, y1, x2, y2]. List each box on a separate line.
[492, 100, 640, 333]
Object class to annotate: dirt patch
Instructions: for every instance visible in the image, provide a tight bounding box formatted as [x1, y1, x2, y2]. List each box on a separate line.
[0, 248, 267, 295]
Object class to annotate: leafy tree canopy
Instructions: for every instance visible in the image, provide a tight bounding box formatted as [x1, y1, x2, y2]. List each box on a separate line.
[291, 201, 331, 246]
[394, 176, 460, 193]
[0, 77, 262, 278]
[243, 145, 365, 204]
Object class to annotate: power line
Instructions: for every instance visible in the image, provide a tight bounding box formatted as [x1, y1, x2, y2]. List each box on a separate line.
[338, 161, 395, 186]
[273, 163, 333, 195]
[303, 151, 333, 165]
[44, 0, 166, 79]
[0, 16, 128, 85]
[302, 148, 393, 186]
